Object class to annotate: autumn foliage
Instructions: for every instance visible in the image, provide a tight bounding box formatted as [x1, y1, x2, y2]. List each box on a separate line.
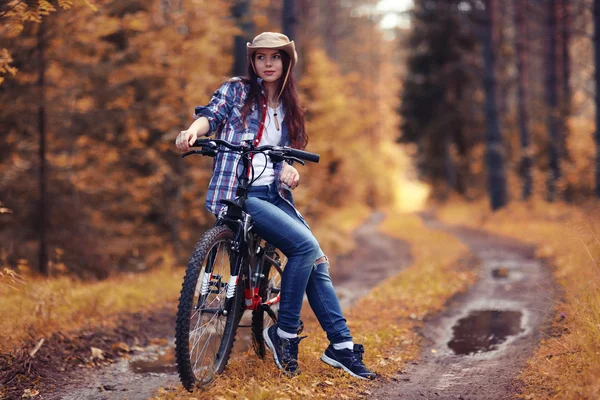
[0, 0, 408, 277]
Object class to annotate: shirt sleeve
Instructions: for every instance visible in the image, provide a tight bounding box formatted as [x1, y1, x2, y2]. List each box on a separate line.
[193, 80, 242, 135]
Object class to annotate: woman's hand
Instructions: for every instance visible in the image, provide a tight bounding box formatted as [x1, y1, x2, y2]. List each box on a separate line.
[280, 163, 300, 189]
[175, 130, 198, 152]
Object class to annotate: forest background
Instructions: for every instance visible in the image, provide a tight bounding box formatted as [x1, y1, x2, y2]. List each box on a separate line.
[2, 1, 600, 399]
[0, 0, 422, 278]
[3, 0, 599, 278]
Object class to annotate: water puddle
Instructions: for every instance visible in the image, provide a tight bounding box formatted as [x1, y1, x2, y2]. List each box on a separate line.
[492, 267, 509, 278]
[447, 310, 523, 355]
[130, 348, 177, 374]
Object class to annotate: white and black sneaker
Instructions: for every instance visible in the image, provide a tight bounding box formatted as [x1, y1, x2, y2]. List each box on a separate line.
[263, 325, 306, 376]
[321, 343, 377, 380]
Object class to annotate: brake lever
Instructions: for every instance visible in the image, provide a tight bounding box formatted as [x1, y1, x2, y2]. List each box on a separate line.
[181, 149, 217, 158]
[287, 156, 305, 166]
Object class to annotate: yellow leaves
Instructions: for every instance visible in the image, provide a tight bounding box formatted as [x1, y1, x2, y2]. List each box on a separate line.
[123, 12, 150, 32]
[38, 0, 58, 16]
[0, 49, 17, 75]
[0, 48, 18, 85]
[75, 96, 96, 112]
[57, 0, 77, 10]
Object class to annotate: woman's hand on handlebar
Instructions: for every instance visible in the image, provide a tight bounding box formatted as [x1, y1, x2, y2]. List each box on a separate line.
[281, 163, 300, 190]
[176, 130, 198, 152]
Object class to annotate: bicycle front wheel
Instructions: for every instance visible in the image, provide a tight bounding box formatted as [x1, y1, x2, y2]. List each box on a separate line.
[175, 225, 244, 390]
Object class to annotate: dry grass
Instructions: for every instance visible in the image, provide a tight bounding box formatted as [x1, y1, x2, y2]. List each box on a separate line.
[0, 258, 183, 353]
[438, 199, 600, 399]
[156, 210, 476, 399]
[0, 206, 370, 355]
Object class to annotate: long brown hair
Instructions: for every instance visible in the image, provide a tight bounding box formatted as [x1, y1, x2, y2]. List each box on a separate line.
[240, 51, 307, 149]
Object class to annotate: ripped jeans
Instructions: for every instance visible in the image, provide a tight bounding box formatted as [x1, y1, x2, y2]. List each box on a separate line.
[244, 182, 352, 344]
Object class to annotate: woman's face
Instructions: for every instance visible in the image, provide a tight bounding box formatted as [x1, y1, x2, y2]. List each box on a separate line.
[254, 49, 283, 83]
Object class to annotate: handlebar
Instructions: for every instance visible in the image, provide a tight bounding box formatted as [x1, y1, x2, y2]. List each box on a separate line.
[182, 138, 320, 164]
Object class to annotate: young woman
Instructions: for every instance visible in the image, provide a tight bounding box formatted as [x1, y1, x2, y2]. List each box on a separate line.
[175, 32, 375, 380]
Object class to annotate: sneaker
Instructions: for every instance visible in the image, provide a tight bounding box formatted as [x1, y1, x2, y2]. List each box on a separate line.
[321, 344, 377, 380]
[263, 325, 306, 376]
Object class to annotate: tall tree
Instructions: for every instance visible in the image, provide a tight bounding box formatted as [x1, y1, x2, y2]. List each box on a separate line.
[560, 0, 571, 151]
[232, 0, 253, 76]
[546, 0, 560, 201]
[399, 0, 481, 199]
[282, 0, 297, 40]
[37, 20, 48, 276]
[514, 0, 532, 200]
[595, 0, 600, 197]
[481, 0, 507, 210]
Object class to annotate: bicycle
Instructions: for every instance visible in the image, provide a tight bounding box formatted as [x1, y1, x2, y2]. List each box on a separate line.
[174, 137, 320, 391]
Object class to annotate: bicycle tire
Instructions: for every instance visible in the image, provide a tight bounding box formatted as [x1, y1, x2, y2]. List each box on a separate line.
[251, 248, 282, 358]
[175, 225, 244, 391]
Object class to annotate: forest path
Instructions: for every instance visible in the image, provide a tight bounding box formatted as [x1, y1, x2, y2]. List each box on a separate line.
[44, 212, 412, 399]
[372, 212, 557, 400]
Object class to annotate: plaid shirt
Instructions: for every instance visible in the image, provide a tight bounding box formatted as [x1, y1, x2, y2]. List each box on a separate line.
[194, 77, 297, 216]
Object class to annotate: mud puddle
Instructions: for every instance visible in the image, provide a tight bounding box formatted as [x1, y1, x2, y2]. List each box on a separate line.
[447, 309, 524, 355]
[372, 214, 556, 400]
[48, 212, 411, 399]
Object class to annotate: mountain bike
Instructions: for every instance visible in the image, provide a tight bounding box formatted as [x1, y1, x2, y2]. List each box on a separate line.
[174, 137, 320, 391]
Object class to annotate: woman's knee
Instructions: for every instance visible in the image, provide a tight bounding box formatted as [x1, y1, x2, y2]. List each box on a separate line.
[315, 255, 328, 265]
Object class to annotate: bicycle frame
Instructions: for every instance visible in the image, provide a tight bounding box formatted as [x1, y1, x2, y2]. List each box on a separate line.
[211, 145, 282, 318]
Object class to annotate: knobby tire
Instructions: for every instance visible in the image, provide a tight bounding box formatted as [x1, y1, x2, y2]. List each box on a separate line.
[175, 225, 244, 391]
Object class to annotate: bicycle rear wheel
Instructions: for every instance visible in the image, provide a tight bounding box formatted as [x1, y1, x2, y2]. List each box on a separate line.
[175, 225, 244, 390]
[251, 245, 284, 358]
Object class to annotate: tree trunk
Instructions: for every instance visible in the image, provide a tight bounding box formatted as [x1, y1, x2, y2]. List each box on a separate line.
[546, 0, 560, 202]
[282, 0, 300, 77]
[482, 0, 508, 210]
[38, 21, 48, 276]
[560, 0, 571, 154]
[514, 0, 532, 200]
[594, 0, 600, 197]
[282, 0, 297, 40]
[232, 0, 253, 76]
[322, 0, 337, 61]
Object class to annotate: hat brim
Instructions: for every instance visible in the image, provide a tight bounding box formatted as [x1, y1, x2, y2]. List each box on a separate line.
[246, 42, 297, 68]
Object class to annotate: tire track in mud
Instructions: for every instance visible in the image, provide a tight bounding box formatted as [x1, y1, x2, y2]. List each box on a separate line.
[372, 213, 556, 400]
[46, 212, 411, 399]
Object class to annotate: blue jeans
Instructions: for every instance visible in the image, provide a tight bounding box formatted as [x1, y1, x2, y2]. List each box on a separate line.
[244, 182, 353, 344]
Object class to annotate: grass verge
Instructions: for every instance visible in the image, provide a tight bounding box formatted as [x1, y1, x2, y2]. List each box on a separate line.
[437, 200, 600, 399]
[156, 210, 475, 400]
[0, 205, 370, 356]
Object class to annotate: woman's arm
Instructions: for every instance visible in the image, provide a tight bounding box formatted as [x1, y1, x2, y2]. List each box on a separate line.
[176, 117, 210, 152]
[176, 79, 243, 152]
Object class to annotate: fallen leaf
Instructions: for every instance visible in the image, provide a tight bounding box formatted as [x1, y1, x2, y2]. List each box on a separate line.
[150, 338, 169, 346]
[112, 342, 130, 353]
[91, 347, 104, 360]
[21, 389, 40, 398]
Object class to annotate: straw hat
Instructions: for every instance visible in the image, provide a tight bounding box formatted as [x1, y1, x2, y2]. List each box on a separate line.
[246, 32, 297, 68]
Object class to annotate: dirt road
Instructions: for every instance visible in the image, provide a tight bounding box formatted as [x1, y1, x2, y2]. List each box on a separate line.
[2, 212, 556, 400]
[372, 213, 556, 400]
[39, 212, 411, 400]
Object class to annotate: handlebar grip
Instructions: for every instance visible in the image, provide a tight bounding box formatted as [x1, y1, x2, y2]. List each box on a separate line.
[287, 148, 320, 163]
[192, 138, 211, 147]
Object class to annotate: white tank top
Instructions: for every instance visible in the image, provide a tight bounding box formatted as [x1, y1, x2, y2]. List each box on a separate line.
[251, 104, 284, 186]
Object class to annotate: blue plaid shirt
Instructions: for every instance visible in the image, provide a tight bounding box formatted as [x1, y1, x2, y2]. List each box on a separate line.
[194, 77, 296, 216]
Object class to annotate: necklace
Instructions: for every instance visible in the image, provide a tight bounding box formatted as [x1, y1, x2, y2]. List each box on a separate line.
[269, 100, 281, 131]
